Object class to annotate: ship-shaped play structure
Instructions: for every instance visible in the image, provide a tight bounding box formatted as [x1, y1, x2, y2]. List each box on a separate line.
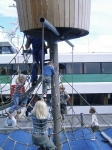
[0, 0, 112, 150]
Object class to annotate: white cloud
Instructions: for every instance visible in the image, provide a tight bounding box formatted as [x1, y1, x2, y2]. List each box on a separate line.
[0, 28, 5, 40]
[88, 35, 112, 52]
[58, 34, 112, 53]
[90, 0, 112, 35]
[0, 0, 17, 17]
[91, 0, 112, 14]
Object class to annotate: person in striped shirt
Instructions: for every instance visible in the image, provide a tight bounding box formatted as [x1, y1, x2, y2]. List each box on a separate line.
[31, 100, 56, 150]
[7, 74, 28, 116]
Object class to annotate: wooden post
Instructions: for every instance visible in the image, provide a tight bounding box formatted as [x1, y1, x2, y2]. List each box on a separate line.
[50, 43, 62, 150]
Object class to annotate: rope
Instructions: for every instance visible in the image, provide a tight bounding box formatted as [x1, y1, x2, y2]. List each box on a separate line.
[42, 22, 44, 97]
[0, 34, 28, 91]
[0, 35, 111, 150]
[60, 74, 112, 129]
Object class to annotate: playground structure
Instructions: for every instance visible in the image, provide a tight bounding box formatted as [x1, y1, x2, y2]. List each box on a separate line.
[16, 0, 91, 41]
[15, 0, 91, 149]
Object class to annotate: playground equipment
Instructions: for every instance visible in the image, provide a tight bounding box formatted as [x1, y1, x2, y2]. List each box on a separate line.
[15, 0, 91, 149]
[16, 0, 91, 41]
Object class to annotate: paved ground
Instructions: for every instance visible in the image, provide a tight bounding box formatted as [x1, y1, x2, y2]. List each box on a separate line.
[0, 113, 112, 133]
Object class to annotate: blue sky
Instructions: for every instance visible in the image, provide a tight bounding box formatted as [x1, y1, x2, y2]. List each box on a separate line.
[0, 0, 112, 53]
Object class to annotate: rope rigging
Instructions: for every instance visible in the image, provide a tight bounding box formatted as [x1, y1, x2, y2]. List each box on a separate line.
[0, 32, 112, 150]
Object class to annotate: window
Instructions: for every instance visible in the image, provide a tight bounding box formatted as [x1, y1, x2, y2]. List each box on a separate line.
[2, 47, 11, 54]
[0, 64, 12, 75]
[74, 63, 83, 74]
[66, 63, 72, 74]
[84, 63, 100, 74]
[0, 47, 2, 54]
[59, 63, 66, 74]
[9, 46, 17, 53]
[13, 63, 32, 75]
[0, 46, 17, 54]
[66, 63, 83, 74]
[102, 63, 112, 73]
[86, 94, 104, 105]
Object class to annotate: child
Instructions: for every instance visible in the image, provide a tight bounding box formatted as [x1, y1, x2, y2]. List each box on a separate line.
[89, 107, 99, 132]
[7, 74, 28, 116]
[31, 100, 56, 150]
[43, 62, 55, 98]
[4, 113, 16, 128]
[60, 85, 70, 120]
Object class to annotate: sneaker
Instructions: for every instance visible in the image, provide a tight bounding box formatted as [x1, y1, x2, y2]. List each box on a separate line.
[32, 81, 37, 86]
[43, 94, 46, 98]
[6, 111, 12, 118]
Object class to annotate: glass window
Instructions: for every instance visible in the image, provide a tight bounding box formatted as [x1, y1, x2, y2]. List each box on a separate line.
[0, 47, 2, 54]
[66, 63, 83, 74]
[73, 94, 80, 105]
[102, 63, 112, 73]
[108, 94, 112, 104]
[73, 63, 83, 74]
[86, 94, 104, 105]
[9, 46, 17, 53]
[0, 64, 12, 75]
[13, 63, 32, 75]
[66, 63, 72, 74]
[84, 63, 100, 74]
[2, 47, 11, 54]
[59, 63, 65, 74]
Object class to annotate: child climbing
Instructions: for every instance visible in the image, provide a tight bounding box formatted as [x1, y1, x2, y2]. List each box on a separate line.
[31, 99, 56, 150]
[89, 107, 99, 132]
[7, 74, 28, 117]
[43, 61, 55, 98]
[60, 85, 70, 121]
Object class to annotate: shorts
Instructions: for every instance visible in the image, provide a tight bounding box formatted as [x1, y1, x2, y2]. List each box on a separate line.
[60, 104, 67, 114]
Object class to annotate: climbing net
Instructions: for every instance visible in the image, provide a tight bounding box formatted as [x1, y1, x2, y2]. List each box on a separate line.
[0, 36, 112, 150]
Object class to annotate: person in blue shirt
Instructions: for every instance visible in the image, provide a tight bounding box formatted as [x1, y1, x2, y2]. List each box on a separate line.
[43, 62, 55, 98]
[25, 35, 48, 86]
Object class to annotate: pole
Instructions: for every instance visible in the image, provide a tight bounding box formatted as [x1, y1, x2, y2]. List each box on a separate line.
[40, 18, 61, 37]
[39, 18, 74, 150]
[41, 23, 44, 96]
[66, 40, 74, 127]
[50, 43, 62, 150]
[80, 113, 84, 127]
[72, 47, 74, 126]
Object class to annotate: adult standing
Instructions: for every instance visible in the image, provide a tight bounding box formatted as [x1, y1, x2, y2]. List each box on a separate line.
[25, 35, 48, 86]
